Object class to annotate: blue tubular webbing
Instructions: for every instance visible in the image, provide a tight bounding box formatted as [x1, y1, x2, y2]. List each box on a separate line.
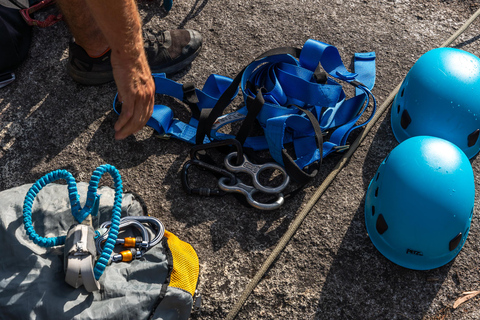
[22, 164, 123, 280]
[113, 73, 239, 144]
[113, 39, 376, 182]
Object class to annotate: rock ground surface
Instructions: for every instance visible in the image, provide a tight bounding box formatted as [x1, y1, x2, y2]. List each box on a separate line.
[2, 0, 480, 319]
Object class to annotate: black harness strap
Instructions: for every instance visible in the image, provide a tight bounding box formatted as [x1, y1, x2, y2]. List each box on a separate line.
[195, 47, 302, 146]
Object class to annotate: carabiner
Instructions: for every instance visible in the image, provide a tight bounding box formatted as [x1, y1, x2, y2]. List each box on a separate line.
[181, 159, 237, 196]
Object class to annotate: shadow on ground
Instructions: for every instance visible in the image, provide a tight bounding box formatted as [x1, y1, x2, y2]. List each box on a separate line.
[315, 109, 452, 319]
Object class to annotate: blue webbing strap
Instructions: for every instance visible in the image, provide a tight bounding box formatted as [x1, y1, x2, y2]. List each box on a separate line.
[112, 40, 376, 183]
[194, 47, 302, 145]
[113, 73, 239, 144]
[320, 52, 377, 156]
[22, 164, 123, 280]
[239, 40, 376, 170]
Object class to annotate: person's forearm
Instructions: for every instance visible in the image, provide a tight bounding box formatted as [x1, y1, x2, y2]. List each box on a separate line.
[83, 0, 144, 63]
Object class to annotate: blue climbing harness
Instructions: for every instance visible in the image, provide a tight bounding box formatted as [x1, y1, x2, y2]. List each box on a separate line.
[113, 38, 376, 189]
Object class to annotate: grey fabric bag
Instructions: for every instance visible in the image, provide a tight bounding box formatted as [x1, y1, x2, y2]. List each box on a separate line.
[0, 182, 198, 320]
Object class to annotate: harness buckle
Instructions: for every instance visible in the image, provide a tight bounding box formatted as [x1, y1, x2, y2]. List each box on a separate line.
[335, 71, 358, 81]
[333, 145, 350, 152]
[155, 133, 171, 140]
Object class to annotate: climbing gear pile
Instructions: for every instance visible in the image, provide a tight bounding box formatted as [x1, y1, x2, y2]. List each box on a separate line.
[181, 139, 290, 210]
[2, 179, 200, 319]
[23, 164, 123, 291]
[365, 136, 475, 270]
[391, 47, 480, 159]
[226, 10, 480, 318]
[115, 39, 377, 209]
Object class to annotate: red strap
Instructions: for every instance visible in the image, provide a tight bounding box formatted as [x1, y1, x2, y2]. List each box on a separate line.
[20, 0, 63, 28]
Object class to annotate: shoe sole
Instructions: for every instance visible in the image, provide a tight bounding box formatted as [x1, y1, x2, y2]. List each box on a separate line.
[67, 44, 202, 85]
[66, 63, 114, 86]
[150, 44, 202, 75]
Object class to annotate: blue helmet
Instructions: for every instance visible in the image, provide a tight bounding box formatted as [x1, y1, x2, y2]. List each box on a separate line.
[391, 48, 480, 159]
[365, 136, 475, 270]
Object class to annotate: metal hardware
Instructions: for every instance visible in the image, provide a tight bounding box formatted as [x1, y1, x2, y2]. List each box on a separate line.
[218, 177, 284, 210]
[223, 152, 289, 194]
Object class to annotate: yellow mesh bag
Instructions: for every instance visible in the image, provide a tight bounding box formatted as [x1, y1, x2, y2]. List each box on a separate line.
[164, 230, 199, 297]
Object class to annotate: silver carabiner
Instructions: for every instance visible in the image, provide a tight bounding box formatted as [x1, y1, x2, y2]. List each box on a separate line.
[218, 177, 284, 210]
[223, 152, 289, 194]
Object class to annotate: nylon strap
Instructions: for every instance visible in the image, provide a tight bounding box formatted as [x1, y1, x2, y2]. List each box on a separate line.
[114, 40, 376, 184]
[195, 47, 301, 145]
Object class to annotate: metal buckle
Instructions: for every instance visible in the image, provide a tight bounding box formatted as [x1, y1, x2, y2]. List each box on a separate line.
[223, 152, 289, 194]
[333, 145, 350, 152]
[155, 133, 171, 140]
[218, 177, 285, 211]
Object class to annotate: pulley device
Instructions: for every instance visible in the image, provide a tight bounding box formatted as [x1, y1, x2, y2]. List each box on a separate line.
[22, 164, 165, 292]
[114, 39, 377, 209]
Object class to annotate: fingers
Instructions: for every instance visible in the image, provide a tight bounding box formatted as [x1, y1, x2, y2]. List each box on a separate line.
[110, 47, 155, 140]
[114, 91, 153, 140]
[114, 100, 133, 134]
[112, 70, 155, 140]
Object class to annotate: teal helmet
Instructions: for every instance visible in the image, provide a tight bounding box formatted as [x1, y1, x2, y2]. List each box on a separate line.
[391, 48, 480, 159]
[365, 136, 475, 270]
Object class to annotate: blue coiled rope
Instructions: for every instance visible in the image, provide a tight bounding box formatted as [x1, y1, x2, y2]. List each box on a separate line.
[22, 164, 123, 280]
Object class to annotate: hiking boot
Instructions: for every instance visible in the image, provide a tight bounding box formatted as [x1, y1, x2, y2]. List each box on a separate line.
[66, 29, 203, 86]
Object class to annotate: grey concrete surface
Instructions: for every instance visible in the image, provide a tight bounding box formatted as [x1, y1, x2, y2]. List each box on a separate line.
[2, 0, 480, 319]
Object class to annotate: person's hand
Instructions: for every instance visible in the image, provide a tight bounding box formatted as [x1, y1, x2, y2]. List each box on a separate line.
[111, 51, 154, 140]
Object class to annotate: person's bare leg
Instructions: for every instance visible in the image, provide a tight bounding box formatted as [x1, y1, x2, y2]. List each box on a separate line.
[56, 0, 109, 56]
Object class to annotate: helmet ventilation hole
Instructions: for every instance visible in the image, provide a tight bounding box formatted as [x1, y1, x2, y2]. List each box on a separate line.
[375, 187, 379, 197]
[449, 232, 462, 251]
[372, 206, 375, 216]
[400, 110, 411, 129]
[397, 104, 401, 114]
[400, 88, 404, 97]
[376, 214, 388, 235]
[376, 172, 380, 181]
[467, 129, 479, 147]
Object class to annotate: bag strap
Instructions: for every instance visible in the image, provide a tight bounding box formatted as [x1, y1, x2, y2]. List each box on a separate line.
[5, 0, 28, 9]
